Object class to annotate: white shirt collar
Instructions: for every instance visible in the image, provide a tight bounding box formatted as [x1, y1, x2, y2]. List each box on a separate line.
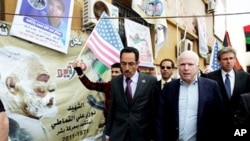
[221, 69, 234, 77]
[123, 71, 139, 83]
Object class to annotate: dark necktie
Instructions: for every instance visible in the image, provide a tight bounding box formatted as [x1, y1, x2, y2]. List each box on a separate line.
[125, 78, 132, 104]
[224, 73, 231, 99]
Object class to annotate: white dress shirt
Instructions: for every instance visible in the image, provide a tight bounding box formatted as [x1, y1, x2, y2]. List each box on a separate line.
[123, 71, 139, 98]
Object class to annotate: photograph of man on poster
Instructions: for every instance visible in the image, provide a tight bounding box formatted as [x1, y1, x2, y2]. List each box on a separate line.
[47, 0, 66, 30]
[0, 46, 58, 141]
[11, 0, 73, 53]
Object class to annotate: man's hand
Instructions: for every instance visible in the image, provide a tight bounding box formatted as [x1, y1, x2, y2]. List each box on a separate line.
[72, 59, 87, 76]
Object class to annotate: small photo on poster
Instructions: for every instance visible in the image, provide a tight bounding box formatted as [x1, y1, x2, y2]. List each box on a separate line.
[136, 0, 164, 17]
[28, 0, 47, 10]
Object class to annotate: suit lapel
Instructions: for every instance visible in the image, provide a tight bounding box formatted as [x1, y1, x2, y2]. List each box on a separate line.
[119, 76, 130, 105]
[216, 70, 225, 89]
[197, 78, 206, 122]
[232, 69, 239, 97]
[172, 80, 180, 125]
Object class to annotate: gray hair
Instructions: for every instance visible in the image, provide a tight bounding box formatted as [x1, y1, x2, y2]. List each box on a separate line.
[217, 47, 236, 61]
[178, 50, 199, 65]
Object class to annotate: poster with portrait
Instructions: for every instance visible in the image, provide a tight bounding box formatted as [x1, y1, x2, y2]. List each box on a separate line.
[10, 0, 74, 54]
[0, 23, 106, 141]
[124, 19, 154, 67]
[131, 0, 168, 59]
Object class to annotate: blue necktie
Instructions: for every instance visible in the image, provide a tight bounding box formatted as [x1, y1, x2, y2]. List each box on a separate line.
[125, 78, 132, 104]
[224, 74, 231, 99]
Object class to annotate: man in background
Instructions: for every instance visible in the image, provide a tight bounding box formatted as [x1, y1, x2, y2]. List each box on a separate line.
[158, 58, 175, 90]
[205, 47, 250, 140]
[153, 58, 175, 107]
[156, 50, 225, 141]
[73, 60, 121, 141]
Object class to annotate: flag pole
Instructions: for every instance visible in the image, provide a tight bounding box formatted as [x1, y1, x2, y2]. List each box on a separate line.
[76, 38, 88, 60]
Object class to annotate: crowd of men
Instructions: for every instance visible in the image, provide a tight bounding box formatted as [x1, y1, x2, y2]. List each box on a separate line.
[1, 46, 250, 141]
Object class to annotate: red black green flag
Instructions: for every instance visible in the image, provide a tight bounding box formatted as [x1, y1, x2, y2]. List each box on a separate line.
[223, 31, 231, 47]
[243, 25, 250, 52]
[223, 31, 243, 71]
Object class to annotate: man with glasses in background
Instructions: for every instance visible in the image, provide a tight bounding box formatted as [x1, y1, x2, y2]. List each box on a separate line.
[154, 58, 175, 105]
[153, 58, 175, 139]
[158, 58, 175, 90]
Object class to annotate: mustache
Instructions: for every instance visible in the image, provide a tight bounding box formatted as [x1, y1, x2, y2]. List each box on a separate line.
[124, 70, 130, 73]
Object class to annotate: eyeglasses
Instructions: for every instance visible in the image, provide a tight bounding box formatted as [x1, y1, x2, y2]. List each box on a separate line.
[161, 66, 172, 70]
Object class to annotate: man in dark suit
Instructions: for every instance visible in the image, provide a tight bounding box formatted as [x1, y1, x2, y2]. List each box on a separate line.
[105, 47, 157, 141]
[157, 58, 175, 90]
[153, 58, 175, 117]
[205, 47, 250, 140]
[154, 58, 174, 98]
[155, 50, 225, 141]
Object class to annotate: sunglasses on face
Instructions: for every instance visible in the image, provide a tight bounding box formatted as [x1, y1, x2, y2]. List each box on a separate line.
[161, 66, 172, 70]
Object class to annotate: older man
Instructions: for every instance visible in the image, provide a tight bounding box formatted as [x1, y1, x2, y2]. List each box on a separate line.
[156, 51, 225, 141]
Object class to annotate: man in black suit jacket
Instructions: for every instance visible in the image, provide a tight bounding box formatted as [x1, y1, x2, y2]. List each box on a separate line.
[206, 47, 250, 140]
[153, 58, 175, 123]
[154, 58, 175, 99]
[105, 47, 157, 141]
[156, 50, 225, 141]
[157, 58, 175, 90]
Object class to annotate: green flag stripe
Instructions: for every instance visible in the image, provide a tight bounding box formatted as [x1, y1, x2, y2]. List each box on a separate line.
[246, 37, 250, 44]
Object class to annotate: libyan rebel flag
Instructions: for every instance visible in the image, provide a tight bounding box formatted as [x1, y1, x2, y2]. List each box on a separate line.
[243, 25, 250, 52]
[223, 31, 244, 71]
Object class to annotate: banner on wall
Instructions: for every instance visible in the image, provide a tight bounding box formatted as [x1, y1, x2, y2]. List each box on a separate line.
[0, 23, 107, 141]
[10, 0, 74, 54]
[131, 0, 168, 59]
[124, 19, 154, 67]
[197, 15, 208, 58]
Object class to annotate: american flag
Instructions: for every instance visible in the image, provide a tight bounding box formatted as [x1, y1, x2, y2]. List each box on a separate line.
[209, 40, 221, 71]
[86, 12, 123, 68]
